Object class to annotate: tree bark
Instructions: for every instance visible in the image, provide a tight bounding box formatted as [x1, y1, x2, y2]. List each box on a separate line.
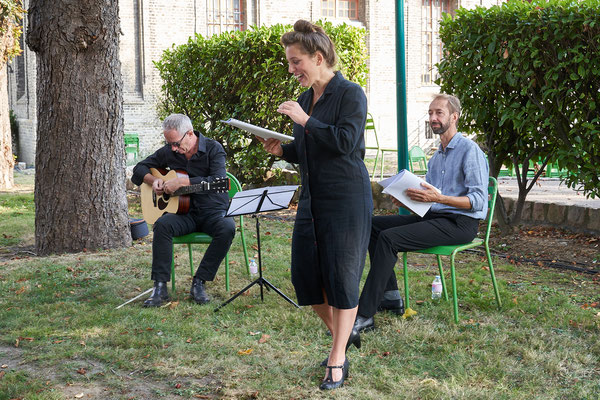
[27, 0, 131, 255]
[0, 63, 14, 189]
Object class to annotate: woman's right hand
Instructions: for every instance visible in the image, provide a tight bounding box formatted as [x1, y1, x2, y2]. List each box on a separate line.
[256, 136, 283, 157]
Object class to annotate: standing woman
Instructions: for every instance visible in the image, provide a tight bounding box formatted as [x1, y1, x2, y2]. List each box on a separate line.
[259, 20, 371, 390]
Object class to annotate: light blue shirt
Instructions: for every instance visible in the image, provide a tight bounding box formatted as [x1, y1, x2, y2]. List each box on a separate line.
[425, 133, 489, 220]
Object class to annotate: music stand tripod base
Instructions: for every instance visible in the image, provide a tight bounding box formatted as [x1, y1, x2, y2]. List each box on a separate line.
[214, 186, 300, 312]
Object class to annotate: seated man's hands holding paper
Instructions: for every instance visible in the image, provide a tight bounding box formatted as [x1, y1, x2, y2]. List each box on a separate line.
[405, 182, 441, 204]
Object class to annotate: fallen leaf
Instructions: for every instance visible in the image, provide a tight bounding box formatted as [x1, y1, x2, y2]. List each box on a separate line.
[512, 297, 518, 304]
[53, 340, 64, 344]
[382, 351, 390, 357]
[402, 308, 418, 319]
[15, 286, 26, 295]
[76, 368, 86, 375]
[79, 341, 86, 347]
[75, 393, 84, 399]
[194, 395, 211, 399]
[238, 348, 253, 355]
[415, 300, 424, 305]
[0, 370, 4, 379]
[186, 338, 192, 343]
[168, 301, 179, 309]
[175, 383, 181, 389]
[15, 338, 19, 347]
[258, 334, 270, 344]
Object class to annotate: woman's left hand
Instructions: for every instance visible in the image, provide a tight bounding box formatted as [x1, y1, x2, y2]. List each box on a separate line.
[277, 101, 309, 126]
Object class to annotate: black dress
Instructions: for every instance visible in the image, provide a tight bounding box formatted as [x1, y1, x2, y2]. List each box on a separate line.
[281, 71, 372, 309]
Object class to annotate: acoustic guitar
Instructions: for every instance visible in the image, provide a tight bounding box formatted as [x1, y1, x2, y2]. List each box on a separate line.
[141, 168, 229, 224]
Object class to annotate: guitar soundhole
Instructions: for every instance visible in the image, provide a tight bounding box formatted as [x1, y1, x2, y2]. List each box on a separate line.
[157, 194, 170, 210]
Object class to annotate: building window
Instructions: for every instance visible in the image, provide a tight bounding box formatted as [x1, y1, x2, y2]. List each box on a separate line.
[321, 0, 359, 20]
[421, 0, 451, 85]
[207, 0, 244, 36]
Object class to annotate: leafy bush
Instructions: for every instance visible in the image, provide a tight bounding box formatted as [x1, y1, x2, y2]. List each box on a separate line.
[155, 21, 368, 185]
[438, 0, 600, 227]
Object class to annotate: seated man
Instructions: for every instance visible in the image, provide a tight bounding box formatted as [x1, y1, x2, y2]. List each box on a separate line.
[354, 94, 489, 332]
[131, 114, 235, 307]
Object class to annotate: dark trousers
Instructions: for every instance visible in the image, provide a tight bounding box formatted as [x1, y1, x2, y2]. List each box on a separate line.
[151, 210, 235, 283]
[358, 212, 479, 318]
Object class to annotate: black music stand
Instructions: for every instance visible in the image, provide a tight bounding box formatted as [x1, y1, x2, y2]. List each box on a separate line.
[214, 185, 300, 312]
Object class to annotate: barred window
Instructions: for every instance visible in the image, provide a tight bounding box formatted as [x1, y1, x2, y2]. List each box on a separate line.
[321, 0, 359, 20]
[421, 0, 451, 85]
[207, 0, 244, 36]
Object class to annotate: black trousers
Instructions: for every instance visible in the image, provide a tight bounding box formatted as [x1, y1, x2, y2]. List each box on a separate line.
[358, 212, 479, 318]
[150, 210, 235, 283]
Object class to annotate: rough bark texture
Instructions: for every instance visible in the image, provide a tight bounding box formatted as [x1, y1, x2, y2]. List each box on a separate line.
[0, 63, 14, 189]
[27, 0, 131, 255]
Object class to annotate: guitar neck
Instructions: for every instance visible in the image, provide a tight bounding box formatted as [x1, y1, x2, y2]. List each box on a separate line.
[172, 178, 228, 196]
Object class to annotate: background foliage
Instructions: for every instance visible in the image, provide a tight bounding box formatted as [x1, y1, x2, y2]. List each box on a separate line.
[437, 0, 600, 228]
[155, 21, 368, 185]
[0, 0, 24, 62]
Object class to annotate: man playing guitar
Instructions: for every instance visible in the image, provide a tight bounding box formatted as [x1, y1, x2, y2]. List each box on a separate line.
[131, 114, 235, 307]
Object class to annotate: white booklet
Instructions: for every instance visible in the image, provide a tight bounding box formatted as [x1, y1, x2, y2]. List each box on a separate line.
[221, 118, 294, 142]
[378, 169, 439, 217]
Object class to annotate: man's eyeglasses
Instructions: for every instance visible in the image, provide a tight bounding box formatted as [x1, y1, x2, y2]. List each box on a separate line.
[166, 131, 188, 148]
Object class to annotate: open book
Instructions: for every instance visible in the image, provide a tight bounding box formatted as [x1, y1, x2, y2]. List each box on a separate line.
[221, 118, 294, 142]
[378, 169, 439, 217]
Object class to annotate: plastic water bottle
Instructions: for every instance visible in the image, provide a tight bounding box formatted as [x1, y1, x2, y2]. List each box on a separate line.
[431, 275, 443, 300]
[249, 258, 258, 276]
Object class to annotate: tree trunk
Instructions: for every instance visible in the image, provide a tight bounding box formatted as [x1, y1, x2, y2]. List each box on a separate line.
[0, 63, 14, 189]
[27, 0, 131, 255]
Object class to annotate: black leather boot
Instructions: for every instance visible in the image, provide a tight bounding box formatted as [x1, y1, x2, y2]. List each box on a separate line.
[143, 281, 169, 307]
[190, 277, 210, 304]
[378, 296, 405, 315]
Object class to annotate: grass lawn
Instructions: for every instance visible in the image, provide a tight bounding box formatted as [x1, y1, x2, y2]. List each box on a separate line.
[1, 173, 599, 399]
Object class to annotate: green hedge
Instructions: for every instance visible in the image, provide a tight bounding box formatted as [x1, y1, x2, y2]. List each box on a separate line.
[438, 0, 600, 226]
[155, 21, 368, 185]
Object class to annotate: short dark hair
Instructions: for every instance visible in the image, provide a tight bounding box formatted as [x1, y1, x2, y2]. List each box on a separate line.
[280, 20, 337, 68]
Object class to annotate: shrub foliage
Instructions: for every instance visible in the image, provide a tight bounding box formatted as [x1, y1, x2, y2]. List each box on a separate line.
[155, 21, 367, 185]
[438, 0, 600, 227]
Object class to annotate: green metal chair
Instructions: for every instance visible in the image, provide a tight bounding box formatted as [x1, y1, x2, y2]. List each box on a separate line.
[170, 172, 250, 292]
[364, 112, 381, 178]
[408, 145, 428, 175]
[401, 176, 502, 323]
[124, 133, 140, 161]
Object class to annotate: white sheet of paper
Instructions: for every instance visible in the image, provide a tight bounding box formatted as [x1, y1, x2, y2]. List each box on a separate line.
[221, 118, 294, 142]
[379, 169, 439, 217]
[226, 185, 299, 217]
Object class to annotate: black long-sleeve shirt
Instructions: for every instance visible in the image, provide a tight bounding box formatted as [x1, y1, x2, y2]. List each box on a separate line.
[131, 131, 229, 213]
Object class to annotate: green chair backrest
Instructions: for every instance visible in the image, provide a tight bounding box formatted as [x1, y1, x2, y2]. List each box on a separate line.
[409, 145, 426, 158]
[483, 177, 498, 243]
[408, 146, 427, 173]
[364, 112, 379, 149]
[226, 172, 242, 199]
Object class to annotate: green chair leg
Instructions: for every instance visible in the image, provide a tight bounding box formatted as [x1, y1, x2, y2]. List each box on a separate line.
[450, 253, 459, 324]
[486, 244, 502, 309]
[403, 252, 410, 310]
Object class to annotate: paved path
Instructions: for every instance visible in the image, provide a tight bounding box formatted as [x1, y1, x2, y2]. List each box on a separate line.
[497, 178, 600, 209]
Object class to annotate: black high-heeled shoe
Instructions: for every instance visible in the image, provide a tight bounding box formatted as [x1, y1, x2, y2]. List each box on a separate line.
[319, 359, 349, 390]
[319, 328, 362, 366]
